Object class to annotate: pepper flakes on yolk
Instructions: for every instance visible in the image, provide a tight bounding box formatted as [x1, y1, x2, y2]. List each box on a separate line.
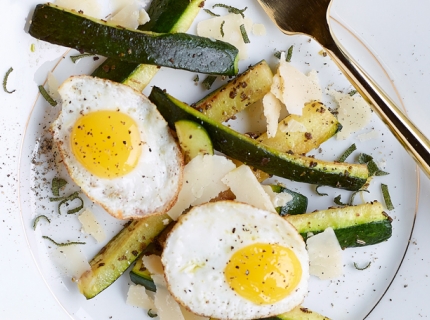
[224, 243, 302, 305]
[71, 110, 142, 178]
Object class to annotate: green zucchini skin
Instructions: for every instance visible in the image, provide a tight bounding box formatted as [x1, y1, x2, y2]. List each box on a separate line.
[149, 87, 369, 191]
[175, 120, 214, 163]
[92, 0, 203, 84]
[92, 58, 137, 84]
[78, 215, 170, 299]
[140, 0, 203, 33]
[287, 201, 392, 248]
[129, 270, 157, 292]
[270, 185, 308, 215]
[29, 4, 239, 76]
[326, 220, 392, 248]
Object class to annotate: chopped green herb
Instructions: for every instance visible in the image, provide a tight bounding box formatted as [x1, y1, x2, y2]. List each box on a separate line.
[373, 164, 389, 176]
[38, 85, 57, 106]
[213, 4, 247, 18]
[3, 67, 16, 94]
[42, 235, 85, 247]
[202, 75, 217, 90]
[33, 215, 51, 230]
[358, 153, 389, 176]
[203, 8, 220, 16]
[50, 191, 84, 215]
[274, 47, 293, 61]
[315, 185, 328, 196]
[349, 90, 358, 96]
[337, 143, 357, 162]
[358, 153, 373, 164]
[220, 20, 225, 37]
[349, 189, 370, 205]
[240, 24, 250, 44]
[70, 53, 95, 63]
[353, 261, 371, 270]
[366, 160, 389, 176]
[381, 183, 394, 210]
[193, 75, 199, 85]
[147, 309, 158, 318]
[334, 194, 347, 206]
[51, 177, 67, 197]
[286, 45, 294, 62]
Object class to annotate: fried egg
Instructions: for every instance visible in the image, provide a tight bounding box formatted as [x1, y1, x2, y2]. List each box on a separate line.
[161, 201, 309, 320]
[51, 75, 183, 219]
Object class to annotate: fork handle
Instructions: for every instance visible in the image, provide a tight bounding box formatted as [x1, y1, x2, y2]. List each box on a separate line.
[326, 43, 430, 177]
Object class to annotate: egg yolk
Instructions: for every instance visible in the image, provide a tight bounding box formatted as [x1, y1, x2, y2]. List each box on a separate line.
[71, 110, 142, 178]
[224, 243, 302, 305]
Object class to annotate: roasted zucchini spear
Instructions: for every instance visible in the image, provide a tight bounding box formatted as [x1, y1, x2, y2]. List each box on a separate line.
[92, 0, 204, 91]
[149, 87, 369, 191]
[29, 3, 239, 76]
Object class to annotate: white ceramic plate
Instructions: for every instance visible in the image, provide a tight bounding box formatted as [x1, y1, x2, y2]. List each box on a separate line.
[18, 1, 418, 319]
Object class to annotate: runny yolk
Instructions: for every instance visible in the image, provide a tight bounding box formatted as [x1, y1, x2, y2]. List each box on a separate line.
[224, 243, 302, 305]
[71, 110, 142, 178]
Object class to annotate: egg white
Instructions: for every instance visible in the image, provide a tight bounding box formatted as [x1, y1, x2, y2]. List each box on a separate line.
[51, 75, 183, 219]
[161, 201, 309, 320]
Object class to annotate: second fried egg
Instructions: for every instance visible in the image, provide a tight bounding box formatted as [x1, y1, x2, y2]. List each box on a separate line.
[161, 201, 309, 319]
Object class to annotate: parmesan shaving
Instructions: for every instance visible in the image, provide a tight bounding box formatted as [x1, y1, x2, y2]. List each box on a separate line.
[357, 129, 379, 141]
[180, 306, 209, 320]
[153, 274, 185, 320]
[306, 227, 342, 279]
[110, 2, 149, 29]
[262, 185, 293, 208]
[55, 0, 102, 18]
[279, 118, 307, 133]
[270, 72, 283, 102]
[327, 89, 372, 140]
[78, 208, 106, 243]
[262, 92, 282, 138]
[252, 23, 266, 36]
[167, 155, 236, 220]
[222, 165, 276, 213]
[126, 284, 155, 309]
[197, 13, 253, 60]
[141, 255, 164, 275]
[47, 72, 60, 101]
[50, 246, 90, 278]
[273, 52, 322, 115]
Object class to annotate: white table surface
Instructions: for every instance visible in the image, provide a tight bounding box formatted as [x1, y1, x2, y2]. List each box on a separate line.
[2, 0, 430, 319]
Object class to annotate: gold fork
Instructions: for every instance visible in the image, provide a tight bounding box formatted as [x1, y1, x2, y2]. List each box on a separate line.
[258, 0, 430, 177]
